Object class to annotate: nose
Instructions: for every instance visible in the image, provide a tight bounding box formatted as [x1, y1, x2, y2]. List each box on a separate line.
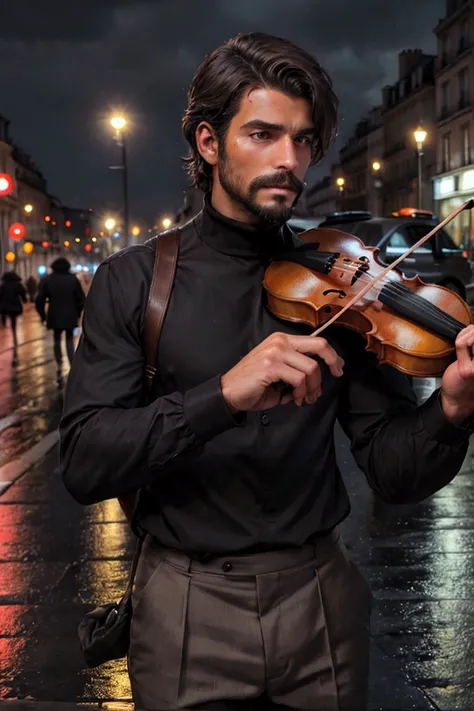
[274, 136, 298, 173]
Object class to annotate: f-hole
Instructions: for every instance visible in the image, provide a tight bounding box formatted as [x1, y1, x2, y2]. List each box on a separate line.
[322, 289, 346, 299]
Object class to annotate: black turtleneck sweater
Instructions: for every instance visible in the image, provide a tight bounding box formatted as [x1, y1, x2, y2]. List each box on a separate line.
[60, 199, 470, 555]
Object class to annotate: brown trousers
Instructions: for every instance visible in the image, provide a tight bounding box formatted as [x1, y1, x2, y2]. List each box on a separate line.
[128, 529, 372, 711]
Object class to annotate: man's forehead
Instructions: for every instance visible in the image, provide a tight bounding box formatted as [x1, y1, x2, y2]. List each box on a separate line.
[236, 87, 314, 129]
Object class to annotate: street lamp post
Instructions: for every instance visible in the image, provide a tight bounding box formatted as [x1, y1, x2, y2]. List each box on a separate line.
[414, 125, 427, 209]
[371, 161, 382, 214]
[110, 116, 130, 248]
[336, 177, 345, 209]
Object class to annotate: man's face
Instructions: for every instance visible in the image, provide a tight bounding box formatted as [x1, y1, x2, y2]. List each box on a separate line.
[216, 88, 314, 224]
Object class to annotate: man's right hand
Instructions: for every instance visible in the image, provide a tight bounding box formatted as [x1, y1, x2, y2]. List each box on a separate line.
[220, 332, 344, 413]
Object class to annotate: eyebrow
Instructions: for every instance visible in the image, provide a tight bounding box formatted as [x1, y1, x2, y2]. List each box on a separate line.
[241, 120, 315, 135]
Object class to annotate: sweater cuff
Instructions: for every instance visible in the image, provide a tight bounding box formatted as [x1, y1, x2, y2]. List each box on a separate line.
[184, 375, 246, 442]
[420, 389, 473, 445]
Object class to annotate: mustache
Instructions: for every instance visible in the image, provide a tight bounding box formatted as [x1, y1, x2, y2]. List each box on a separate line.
[249, 172, 305, 195]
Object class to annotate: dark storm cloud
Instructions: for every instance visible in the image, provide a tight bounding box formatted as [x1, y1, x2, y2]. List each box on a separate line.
[0, 0, 445, 222]
[0, 0, 142, 41]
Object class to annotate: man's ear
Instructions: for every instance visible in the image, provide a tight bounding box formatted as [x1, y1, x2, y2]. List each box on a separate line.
[195, 122, 219, 166]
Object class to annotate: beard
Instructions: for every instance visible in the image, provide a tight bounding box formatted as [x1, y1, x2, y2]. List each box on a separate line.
[218, 151, 305, 225]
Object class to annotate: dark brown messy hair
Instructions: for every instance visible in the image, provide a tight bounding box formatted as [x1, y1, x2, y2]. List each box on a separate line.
[182, 31, 339, 193]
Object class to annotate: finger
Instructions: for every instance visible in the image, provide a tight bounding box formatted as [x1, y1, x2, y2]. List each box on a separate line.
[271, 363, 308, 405]
[456, 329, 474, 378]
[282, 347, 321, 378]
[456, 325, 474, 349]
[305, 366, 322, 404]
[280, 349, 322, 406]
[286, 352, 322, 404]
[288, 336, 344, 377]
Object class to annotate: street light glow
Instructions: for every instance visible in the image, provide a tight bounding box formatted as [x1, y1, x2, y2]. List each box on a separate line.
[372, 161, 381, 172]
[131, 225, 140, 236]
[162, 217, 172, 229]
[104, 218, 116, 231]
[24, 204, 33, 213]
[414, 125, 427, 145]
[111, 116, 127, 131]
[0, 175, 13, 195]
[336, 177, 345, 188]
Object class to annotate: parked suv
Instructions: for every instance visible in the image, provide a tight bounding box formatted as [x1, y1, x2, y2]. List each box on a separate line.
[288, 209, 472, 298]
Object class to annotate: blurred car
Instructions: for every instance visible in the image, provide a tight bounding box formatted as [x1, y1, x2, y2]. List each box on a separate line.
[288, 208, 471, 299]
[287, 215, 326, 232]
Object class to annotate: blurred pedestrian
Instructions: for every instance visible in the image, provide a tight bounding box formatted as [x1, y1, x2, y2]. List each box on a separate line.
[35, 258, 85, 383]
[0, 271, 27, 366]
[26, 275, 38, 303]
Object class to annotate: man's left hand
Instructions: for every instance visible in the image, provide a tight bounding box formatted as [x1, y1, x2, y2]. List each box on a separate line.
[441, 325, 474, 424]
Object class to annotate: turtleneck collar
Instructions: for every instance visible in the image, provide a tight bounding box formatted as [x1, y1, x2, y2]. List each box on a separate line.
[193, 193, 297, 259]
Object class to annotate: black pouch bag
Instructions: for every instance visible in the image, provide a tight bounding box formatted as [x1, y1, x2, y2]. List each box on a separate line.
[78, 535, 142, 667]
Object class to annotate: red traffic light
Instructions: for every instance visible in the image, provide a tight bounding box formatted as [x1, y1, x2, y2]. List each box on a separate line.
[0, 174, 14, 196]
[42, 240, 50, 249]
[8, 222, 25, 241]
[85, 243, 92, 252]
[65, 220, 72, 228]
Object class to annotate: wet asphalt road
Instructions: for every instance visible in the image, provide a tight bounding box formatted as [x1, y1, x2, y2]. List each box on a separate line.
[1, 305, 474, 709]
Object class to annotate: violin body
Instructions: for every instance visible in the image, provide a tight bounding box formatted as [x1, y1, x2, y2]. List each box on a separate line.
[264, 228, 473, 377]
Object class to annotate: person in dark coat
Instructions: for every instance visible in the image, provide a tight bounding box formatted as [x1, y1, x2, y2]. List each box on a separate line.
[35, 258, 85, 380]
[0, 271, 27, 365]
[26, 275, 38, 303]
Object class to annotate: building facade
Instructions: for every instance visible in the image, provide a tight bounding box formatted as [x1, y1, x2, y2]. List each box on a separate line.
[305, 50, 437, 220]
[433, 0, 474, 250]
[0, 116, 19, 270]
[336, 106, 385, 213]
[381, 50, 437, 215]
[366, 108, 385, 214]
[305, 175, 337, 216]
[339, 119, 370, 211]
[13, 146, 61, 279]
[0, 113, 109, 279]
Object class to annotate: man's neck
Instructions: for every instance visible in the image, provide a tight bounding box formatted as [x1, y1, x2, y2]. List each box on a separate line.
[210, 185, 259, 226]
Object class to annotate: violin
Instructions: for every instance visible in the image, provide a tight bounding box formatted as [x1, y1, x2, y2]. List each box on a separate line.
[264, 200, 474, 378]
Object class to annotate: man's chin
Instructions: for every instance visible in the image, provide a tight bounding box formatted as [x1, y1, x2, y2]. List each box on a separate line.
[252, 199, 295, 224]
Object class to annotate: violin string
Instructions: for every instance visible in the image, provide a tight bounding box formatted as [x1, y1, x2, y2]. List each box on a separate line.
[327, 257, 465, 331]
[338, 267, 464, 332]
[330, 259, 464, 330]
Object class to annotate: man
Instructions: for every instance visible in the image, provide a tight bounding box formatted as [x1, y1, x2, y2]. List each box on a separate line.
[60, 32, 474, 711]
[35, 257, 85, 383]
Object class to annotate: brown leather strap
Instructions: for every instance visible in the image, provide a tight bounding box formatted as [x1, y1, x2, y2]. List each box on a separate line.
[144, 228, 180, 393]
[117, 228, 179, 525]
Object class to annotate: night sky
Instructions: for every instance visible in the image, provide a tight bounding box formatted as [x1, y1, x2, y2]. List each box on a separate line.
[0, 0, 445, 225]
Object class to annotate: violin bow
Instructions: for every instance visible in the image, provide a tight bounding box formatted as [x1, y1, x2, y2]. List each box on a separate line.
[310, 199, 474, 338]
